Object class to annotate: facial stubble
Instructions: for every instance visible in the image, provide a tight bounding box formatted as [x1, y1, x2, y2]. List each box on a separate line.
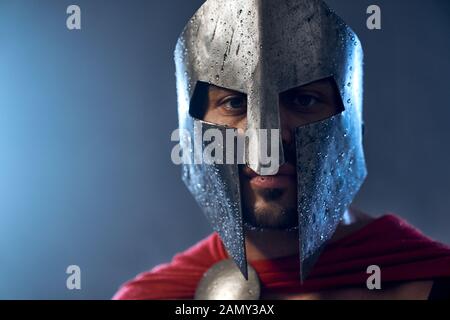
[242, 187, 298, 231]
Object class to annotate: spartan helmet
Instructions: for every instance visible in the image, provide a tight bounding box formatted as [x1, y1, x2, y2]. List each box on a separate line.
[174, 0, 367, 282]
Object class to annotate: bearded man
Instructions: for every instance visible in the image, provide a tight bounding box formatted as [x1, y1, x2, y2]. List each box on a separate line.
[114, 0, 450, 300]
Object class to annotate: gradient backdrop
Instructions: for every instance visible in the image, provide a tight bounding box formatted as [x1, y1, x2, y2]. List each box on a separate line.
[0, 0, 449, 299]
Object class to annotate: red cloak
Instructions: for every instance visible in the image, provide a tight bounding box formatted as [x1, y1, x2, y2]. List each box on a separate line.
[113, 214, 450, 300]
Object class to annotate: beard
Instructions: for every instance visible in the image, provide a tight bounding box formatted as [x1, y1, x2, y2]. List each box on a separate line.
[242, 188, 299, 231]
[241, 141, 299, 231]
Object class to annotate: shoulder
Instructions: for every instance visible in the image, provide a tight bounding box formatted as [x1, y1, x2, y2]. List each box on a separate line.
[113, 233, 226, 300]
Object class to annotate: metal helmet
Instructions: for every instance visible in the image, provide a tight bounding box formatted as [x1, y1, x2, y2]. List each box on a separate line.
[174, 0, 367, 281]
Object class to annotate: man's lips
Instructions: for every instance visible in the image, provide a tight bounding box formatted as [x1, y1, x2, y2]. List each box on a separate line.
[242, 163, 297, 189]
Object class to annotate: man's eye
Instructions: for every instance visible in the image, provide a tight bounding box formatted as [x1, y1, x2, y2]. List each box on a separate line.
[221, 96, 247, 110]
[285, 93, 321, 112]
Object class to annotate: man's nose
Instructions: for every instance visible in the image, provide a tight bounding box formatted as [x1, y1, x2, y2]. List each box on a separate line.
[279, 107, 295, 146]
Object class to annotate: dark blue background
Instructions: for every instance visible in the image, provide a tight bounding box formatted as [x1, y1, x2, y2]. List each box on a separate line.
[0, 0, 449, 299]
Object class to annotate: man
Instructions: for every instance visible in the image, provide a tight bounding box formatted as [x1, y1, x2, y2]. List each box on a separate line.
[114, 0, 450, 300]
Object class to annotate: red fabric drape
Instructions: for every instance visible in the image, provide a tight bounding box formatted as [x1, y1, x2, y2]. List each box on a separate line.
[113, 214, 450, 300]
